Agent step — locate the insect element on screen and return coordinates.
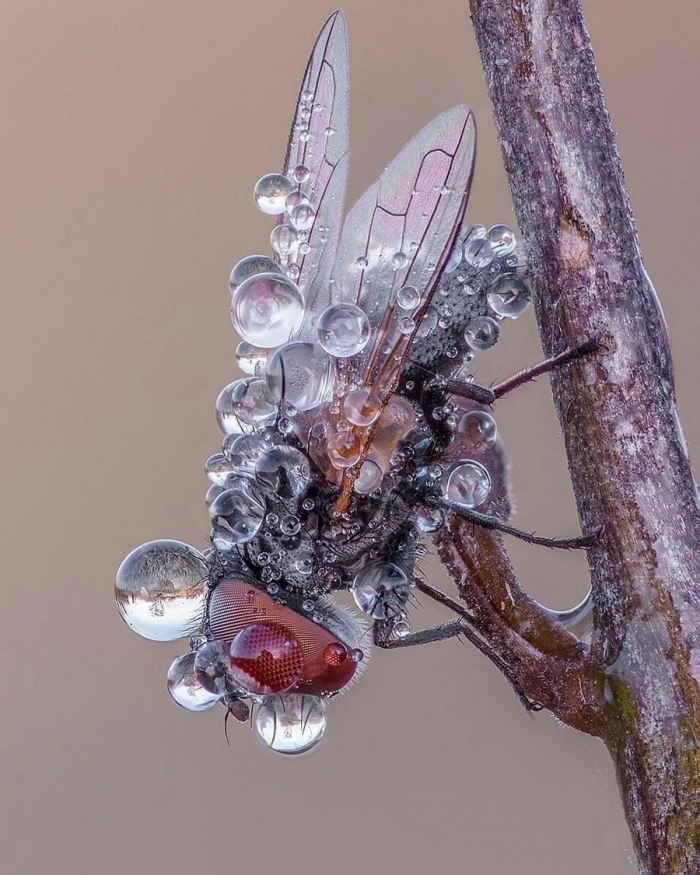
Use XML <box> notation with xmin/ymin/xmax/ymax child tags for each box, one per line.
<box><xmin>115</xmin><ymin>11</ymin><xmax>595</xmax><ymax>754</ymax></box>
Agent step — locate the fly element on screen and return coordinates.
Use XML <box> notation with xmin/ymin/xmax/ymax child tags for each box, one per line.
<box><xmin>115</xmin><ymin>10</ymin><xmax>596</xmax><ymax>755</ymax></box>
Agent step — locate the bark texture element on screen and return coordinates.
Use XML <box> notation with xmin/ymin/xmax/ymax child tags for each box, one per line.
<box><xmin>465</xmin><ymin>1</ymin><xmax>700</xmax><ymax>872</ymax></box>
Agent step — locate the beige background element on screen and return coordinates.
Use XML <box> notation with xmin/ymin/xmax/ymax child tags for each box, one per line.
<box><xmin>1</xmin><ymin>1</ymin><xmax>697</xmax><ymax>873</ymax></box>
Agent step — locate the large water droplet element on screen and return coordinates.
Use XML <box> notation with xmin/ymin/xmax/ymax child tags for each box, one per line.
<box><xmin>397</xmin><ymin>285</ymin><xmax>420</xmax><ymax>310</ymax></box>
<box><xmin>222</xmin><ymin>433</ymin><xmax>270</xmax><ymax>475</ymax></box>
<box><xmin>464</xmin><ymin>236</ymin><xmax>495</xmax><ymax>269</ymax></box>
<box><xmin>193</xmin><ymin>640</ymin><xmax>231</xmax><ymax>696</ymax></box>
<box><xmin>231</xmin><ymin>273</ymin><xmax>305</xmax><ymax>348</ymax></box>
<box><xmin>343</xmin><ymin>388</ymin><xmax>381</xmax><ymax>426</ymax></box>
<box><xmin>216</xmin><ymin>378</ymin><xmax>277</xmax><ymax>434</ymax></box>
<box><xmin>487</xmin><ymin>275</ymin><xmax>531</xmax><ymax>318</ymax></box>
<box><xmin>255</xmin><ymin>445</ymin><xmax>311</xmax><ymax>498</ymax></box>
<box><xmin>289</xmin><ymin>203</ymin><xmax>315</xmax><ymax>232</ymax></box>
<box><xmin>352</xmin><ymin>561</ymin><xmax>410</xmax><ymax>619</ymax></box>
<box><xmin>255</xmin><ymin>693</ymin><xmax>327</xmax><ymax>755</ymax></box>
<box><xmin>487</xmin><ymin>224</ymin><xmax>516</xmax><ymax>256</ymax></box>
<box><xmin>254</xmin><ymin>174</ymin><xmax>293</xmax><ymax>215</ymax></box>
<box><xmin>442</xmin><ymin>460</ymin><xmax>491</xmax><ymax>509</ymax></box>
<box><xmin>415</xmin><ymin>505</ymin><xmax>445</xmax><ymax>533</ymax></box>
<box><xmin>229</xmin><ymin>621</ymin><xmax>303</xmax><ymax>695</ymax></box>
<box><xmin>229</xmin><ymin>255</ymin><xmax>281</xmax><ymax>292</ymax></box>
<box><xmin>464</xmin><ymin>316</ymin><xmax>500</xmax><ymax>351</ymax></box>
<box><xmin>416</xmin><ymin>306</ymin><xmax>438</xmax><ymax>338</ymax></box>
<box><xmin>316</xmin><ymin>304</ymin><xmax>370</xmax><ymax>358</ymax></box>
<box><xmin>167</xmin><ymin>652</ymin><xmax>221</xmax><ymax>711</ymax></box>
<box><xmin>327</xmin><ymin>431</ymin><xmax>362</xmax><ymax>468</ymax></box>
<box><xmin>209</xmin><ymin>482</ymin><xmax>266</xmax><ymax>546</ymax></box>
<box><xmin>270</xmin><ymin>224</ymin><xmax>299</xmax><ymax>257</ymax></box>
<box><xmin>115</xmin><ymin>540</ymin><xmax>207</xmax><ymax>641</ymax></box>
<box><xmin>353</xmin><ymin>458</ymin><xmax>383</xmax><ymax>494</ymax></box>
<box><xmin>235</xmin><ymin>341</ymin><xmax>270</xmax><ymax>376</ymax></box>
<box><xmin>266</xmin><ymin>342</ymin><xmax>333</xmax><ymax>412</ymax></box>
<box><xmin>458</xmin><ymin>410</ymin><xmax>498</xmax><ymax>447</ymax></box>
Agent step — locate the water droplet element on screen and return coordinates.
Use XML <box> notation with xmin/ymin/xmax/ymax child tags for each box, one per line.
<box><xmin>280</xmin><ymin>514</ymin><xmax>301</xmax><ymax>536</ymax></box>
<box><xmin>397</xmin><ymin>285</ymin><xmax>420</xmax><ymax>310</ymax></box>
<box><xmin>487</xmin><ymin>275</ymin><xmax>531</xmax><ymax>318</ymax></box>
<box><xmin>343</xmin><ymin>388</ymin><xmax>381</xmax><ymax>426</ymax></box>
<box><xmin>316</xmin><ymin>304</ymin><xmax>371</xmax><ymax>357</ymax></box>
<box><xmin>255</xmin><ymin>445</ymin><xmax>311</xmax><ymax>498</ymax></box>
<box><xmin>391</xmin><ymin>251</ymin><xmax>408</xmax><ymax>269</ymax></box>
<box><xmin>255</xmin><ymin>693</ymin><xmax>327</xmax><ymax>754</ymax></box>
<box><xmin>229</xmin><ymin>622</ymin><xmax>303</xmax><ymax>695</ymax></box>
<box><xmin>302</xmin><ymin>599</ymin><xmax>315</xmax><ymax>612</ymax></box>
<box><xmin>266</xmin><ymin>341</ymin><xmax>333</xmax><ymax>411</ymax></box>
<box><xmin>254</xmin><ymin>174</ymin><xmax>293</xmax><ymax>215</ymax></box>
<box><xmin>229</xmin><ymin>255</ymin><xmax>281</xmax><ymax>294</ymax></box>
<box><xmin>464</xmin><ymin>316</ymin><xmax>500</xmax><ymax>351</ymax></box>
<box><xmin>292</xmin><ymin>164</ymin><xmax>310</xmax><ymax>184</ymax></box>
<box><xmin>209</xmin><ymin>482</ymin><xmax>266</xmax><ymax>546</ymax></box>
<box><xmin>415</xmin><ymin>505</ymin><xmax>446</xmax><ymax>533</ymax></box>
<box><xmin>324</xmin><ymin>126</ymin><xmax>335</xmax><ymax>137</ymax></box>
<box><xmin>204</xmin><ymin>453</ymin><xmax>234</xmax><ymax>486</ymax></box>
<box><xmin>193</xmin><ymin>640</ymin><xmax>230</xmax><ymax>696</ymax></box>
<box><xmin>290</xmin><ymin>202</ymin><xmax>315</xmax><ymax>232</ymax></box>
<box><xmin>167</xmin><ymin>653</ymin><xmax>221</xmax><ymax>711</ymax></box>
<box><xmin>301</xmin><ymin>498</ymin><xmax>314</xmax><ymax>512</ymax></box>
<box><xmin>352</xmin><ymin>562</ymin><xmax>410</xmax><ymax>619</ymax></box>
<box><xmin>393</xmin><ymin>620</ymin><xmax>411</xmax><ymax>639</ymax></box>
<box><xmin>231</xmin><ymin>274</ymin><xmax>305</xmax><ymax>347</ymax></box>
<box><xmin>218</xmin><ymin>378</ymin><xmax>277</xmax><ymax>434</ymax></box>
<box><xmin>398</xmin><ymin>316</ymin><xmax>414</xmax><ymax>335</ymax></box>
<box><xmin>353</xmin><ymin>458</ymin><xmax>383</xmax><ymax>494</ymax></box>
<box><xmin>235</xmin><ymin>341</ymin><xmax>270</xmax><ymax>376</ymax></box>
<box><xmin>222</xmin><ymin>432</ymin><xmax>269</xmax><ymax>473</ymax></box>
<box><xmin>464</xmin><ymin>236</ymin><xmax>495</xmax><ymax>269</ymax></box>
<box><xmin>442</xmin><ymin>460</ymin><xmax>491</xmax><ymax>509</ymax></box>
<box><xmin>284</xmin><ymin>190</ymin><xmax>309</xmax><ymax>214</ymax></box>
<box><xmin>115</xmin><ymin>540</ymin><xmax>207</xmax><ymax>642</ymax></box>
<box><xmin>487</xmin><ymin>224</ymin><xmax>516</xmax><ymax>256</ymax></box>
<box><xmin>354</xmin><ymin>255</ymin><xmax>368</xmax><ymax>269</ymax></box>
<box><xmin>270</xmin><ymin>223</ymin><xmax>300</xmax><ymax>257</ymax></box>
<box><xmin>300</xmin><ymin>90</ymin><xmax>313</xmax><ymax>105</ymax></box>
<box><xmin>205</xmin><ymin>484</ymin><xmax>223</xmax><ymax>507</ymax></box>
<box><xmin>294</xmin><ymin>552</ymin><xmax>314</xmax><ymax>576</ymax></box>
<box><xmin>416</xmin><ymin>306</ymin><xmax>438</xmax><ymax>338</ymax></box>
<box><xmin>327</xmin><ymin>431</ymin><xmax>362</xmax><ymax>468</ymax></box>
<box><xmin>458</xmin><ymin>410</ymin><xmax>498</xmax><ymax>447</ymax></box>
<box><xmin>298</xmin><ymin>241</ymin><xmax>311</xmax><ymax>255</ymax></box>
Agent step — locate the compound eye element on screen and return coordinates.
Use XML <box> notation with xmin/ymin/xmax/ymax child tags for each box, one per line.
<box><xmin>229</xmin><ymin>621</ymin><xmax>303</xmax><ymax>695</ymax></box>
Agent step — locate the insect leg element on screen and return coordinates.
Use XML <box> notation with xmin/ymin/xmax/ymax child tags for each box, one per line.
<box><xmin>446</xmin><ymin>505</ymin><xmax>600</xmax><ymax>550</ymax></box>
<box><xmin>443</xmin><ymin>336</ymin><xmax>604</xmax><ymax>404</ymax></box>
<box><xmin>373</xmin><ymin>617</ymin><xmax>540</xmax><ymax>711</ymax></box>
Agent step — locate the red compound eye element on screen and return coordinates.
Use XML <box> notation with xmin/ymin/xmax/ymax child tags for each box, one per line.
<box><xmin>229</xmin><ymin>621</ymin><xmax>303</xmax><ymax>695</ymax></box>
<box><xmin>323</xmin><ymin>642</ymin><xmax>348</xmax><ymax>666</ymax></box>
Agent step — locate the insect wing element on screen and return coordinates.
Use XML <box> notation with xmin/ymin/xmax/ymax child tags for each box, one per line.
<box><xmin>331</xmin><ymin>106</ymin><xmax>476</xmax><ymax>396</ymax></box>
<box><xmin>278</xmin><ymin>10</ymin><xmax>349</xmax><ymax>333</ymax></box>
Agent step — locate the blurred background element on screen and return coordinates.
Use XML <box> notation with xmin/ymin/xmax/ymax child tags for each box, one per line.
<box><xmin>0</xmin><ymin>1</ymin><xmax>697</xmax><ymax>873</ymax></box>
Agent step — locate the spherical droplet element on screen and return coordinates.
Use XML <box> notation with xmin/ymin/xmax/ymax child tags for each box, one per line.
<box><xmin>415</xmin><ymin>505</ymin><xmax>445</xmax><ymax>533</ymax></box>
<box><xmin>254</xmin><ymin>173</ymin><xmax>293</xmax><ymax>215</ymax></box>
<box><xmin>205</xmin><ymin>453</ymin><xmax>234</xmax><ymax>486</ymax></box>
<box><xmin>354</xmin><ymin>255</ymin><xmax>368</xmax><ymax>269</ymax></box>
<box><xmin>209</xmin><ymin>482</ymin><xmax>266</xmax><ymax>545</ymax></box>
<box><xmin>343</xmin><ymin>388</ymin><xmax>381</xmax><ymax>426</ymax></box>
<box><xmin>266</xmin><ymin>342</ymin><xmax>333</xmax><ymax>411</ymax></box>
<box><xmin>229</xmin><ymin>254</ymin><xmax>281</xmax><ymax>292</ymax></box>
<box><xmin>352</xmin><ymin>561</ymin><xmax>410</xmax><ymax>620</ymax></box>
<box><xmin>222</xmin><ymin>433</ymin><xmax>269</xmax><ymax>475</ymax></box>
<box><xmin>353</xmin><ymin>458</ymin><xmax>383</xmax><ymax>494</ymax></box>
<box><xmin>442</xmin><ymin>460</ymin><xmax>491</xmax><ymax>509</ymax></box>
<box><xmin>464</xmin><ymin>236</ymin><xmax>495</xmax><ymax>269</ymax></box>
<box><xmin>391</xmin><ymin>251</ymin><xmax>408</xmax><ymax>269</ymax></box>
<box><xmin>231</xmin><ymin>274</ymin><xmax>305</xmax><ymax>348</ymax></box>
<box><xmin>284</xmin><ymin>190</ymin><xmax>309</xmax><ymax>214</ymax></box>
<box><xmin>464</xmin><ymin>316</ymin><xmax>500</xmax><ymax>351</ymax></box>
<box><xmin>115</xmin><ymin>540</ymin><xmax>207</xmax><ymax>641</ymax></box>
<box><xmin>289</xmin><ymin>203</ymin><xmax>315</xmax><ymax>232</ymax></box>
<box><xmin>397</xmin><ymin>285</ymin><xmax>420</xmax><ymax>310</ymax></box>
<box><xmin>487</xmin><ymin>224</ymin><xmax>516</xmax><ymax>256</ymax></box>
<box><xmin>167</xmin><ymin>652</ymin><xmax>221</xmax><ymax>711</ymax></box>
<box><xmin>458</xmin><ymin>410</ymin><xmax>498</xmax><ymax>447</ymax></box>
<box><xmin>487</xmin><ymin>275</ymin><xmax>531</xmax><ymax>318</ymax></box>
<box><xmin>316</xmin><ymin>304</ymin><xmax>370</xmax><ymax>357</ymax></box>
<box><xmin>416</xmin><ymin>306</ymin><xmax>438</xmax><ymax>338</ymax></box>
<box><xmin>229</xmin><ymin>622</ymin><xmax>303</xmax><ymax>695</ymax></box>
<box><xmin>255</xmin><ymin>445</ymin><xmax>311</xmax><ymax>498</ymax></box>
<box><xmin>398</xmin><ymin>316</ymin><xmax>414</xmax><ymax>335</ymax></box>
<box><xmin>327</xmin><ymin>431</ymin><xmax>362</xmax><ymax>469</ymax></box>
<box><xmin>193</xmin><ymin>640</ymin><xmax>230</xmax><ymax>696</ymax></box>
<box><xmin>270</xmin><ymin>223</ymin><xmax>300</xmax><ymax>257</ymax></box>
<box><xmin>235</xmin><ymin>341</ymin><xmax>270</xmax><ymax>376</ymax></box>
<box><xmin>292</xmin><ymin>164</ymin><xmax>310</xmax><ymax>184</ymax></box>
<box><xmin>216</xmin><ymin>378</ymin><xmax>277</xmax><ymax>434</ymax></box>
<box><xmin>255</xmin><ymin>693</ymin><xmax>327</xmax><ymax>755</ymax></box>
<box><xmin>280</xmin><ymin>514</ymin><xmax>301</xmax><ymax>536</ymax></box>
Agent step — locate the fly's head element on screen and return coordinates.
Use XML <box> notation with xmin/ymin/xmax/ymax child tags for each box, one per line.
<box><xmin>115</xmin><ymin>10</ymin><xmax>531</xmax><ymax>755</ymax></box>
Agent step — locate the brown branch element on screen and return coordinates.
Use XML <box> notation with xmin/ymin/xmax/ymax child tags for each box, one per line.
<box><xmin>467</xmin><ymin>1</ymin><xmax>700</xmax><ymax>872</ymax></box>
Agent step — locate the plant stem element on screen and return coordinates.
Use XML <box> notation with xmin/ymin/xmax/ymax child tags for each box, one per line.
<box><xmin>467</xmin><ymin>1</ymin><xmax>700</xmax><ymax>871</ymax></box>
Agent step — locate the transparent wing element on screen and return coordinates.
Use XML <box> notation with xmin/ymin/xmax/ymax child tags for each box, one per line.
<box><xmin>277</xmin><ymin>10</ymin><xmax>350</xmax><ymax>336</ymax></box>
<box><xmin>331</xmin><ymin>106</ymin><xmax>476</xmax><ymax>396</ymax></box>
